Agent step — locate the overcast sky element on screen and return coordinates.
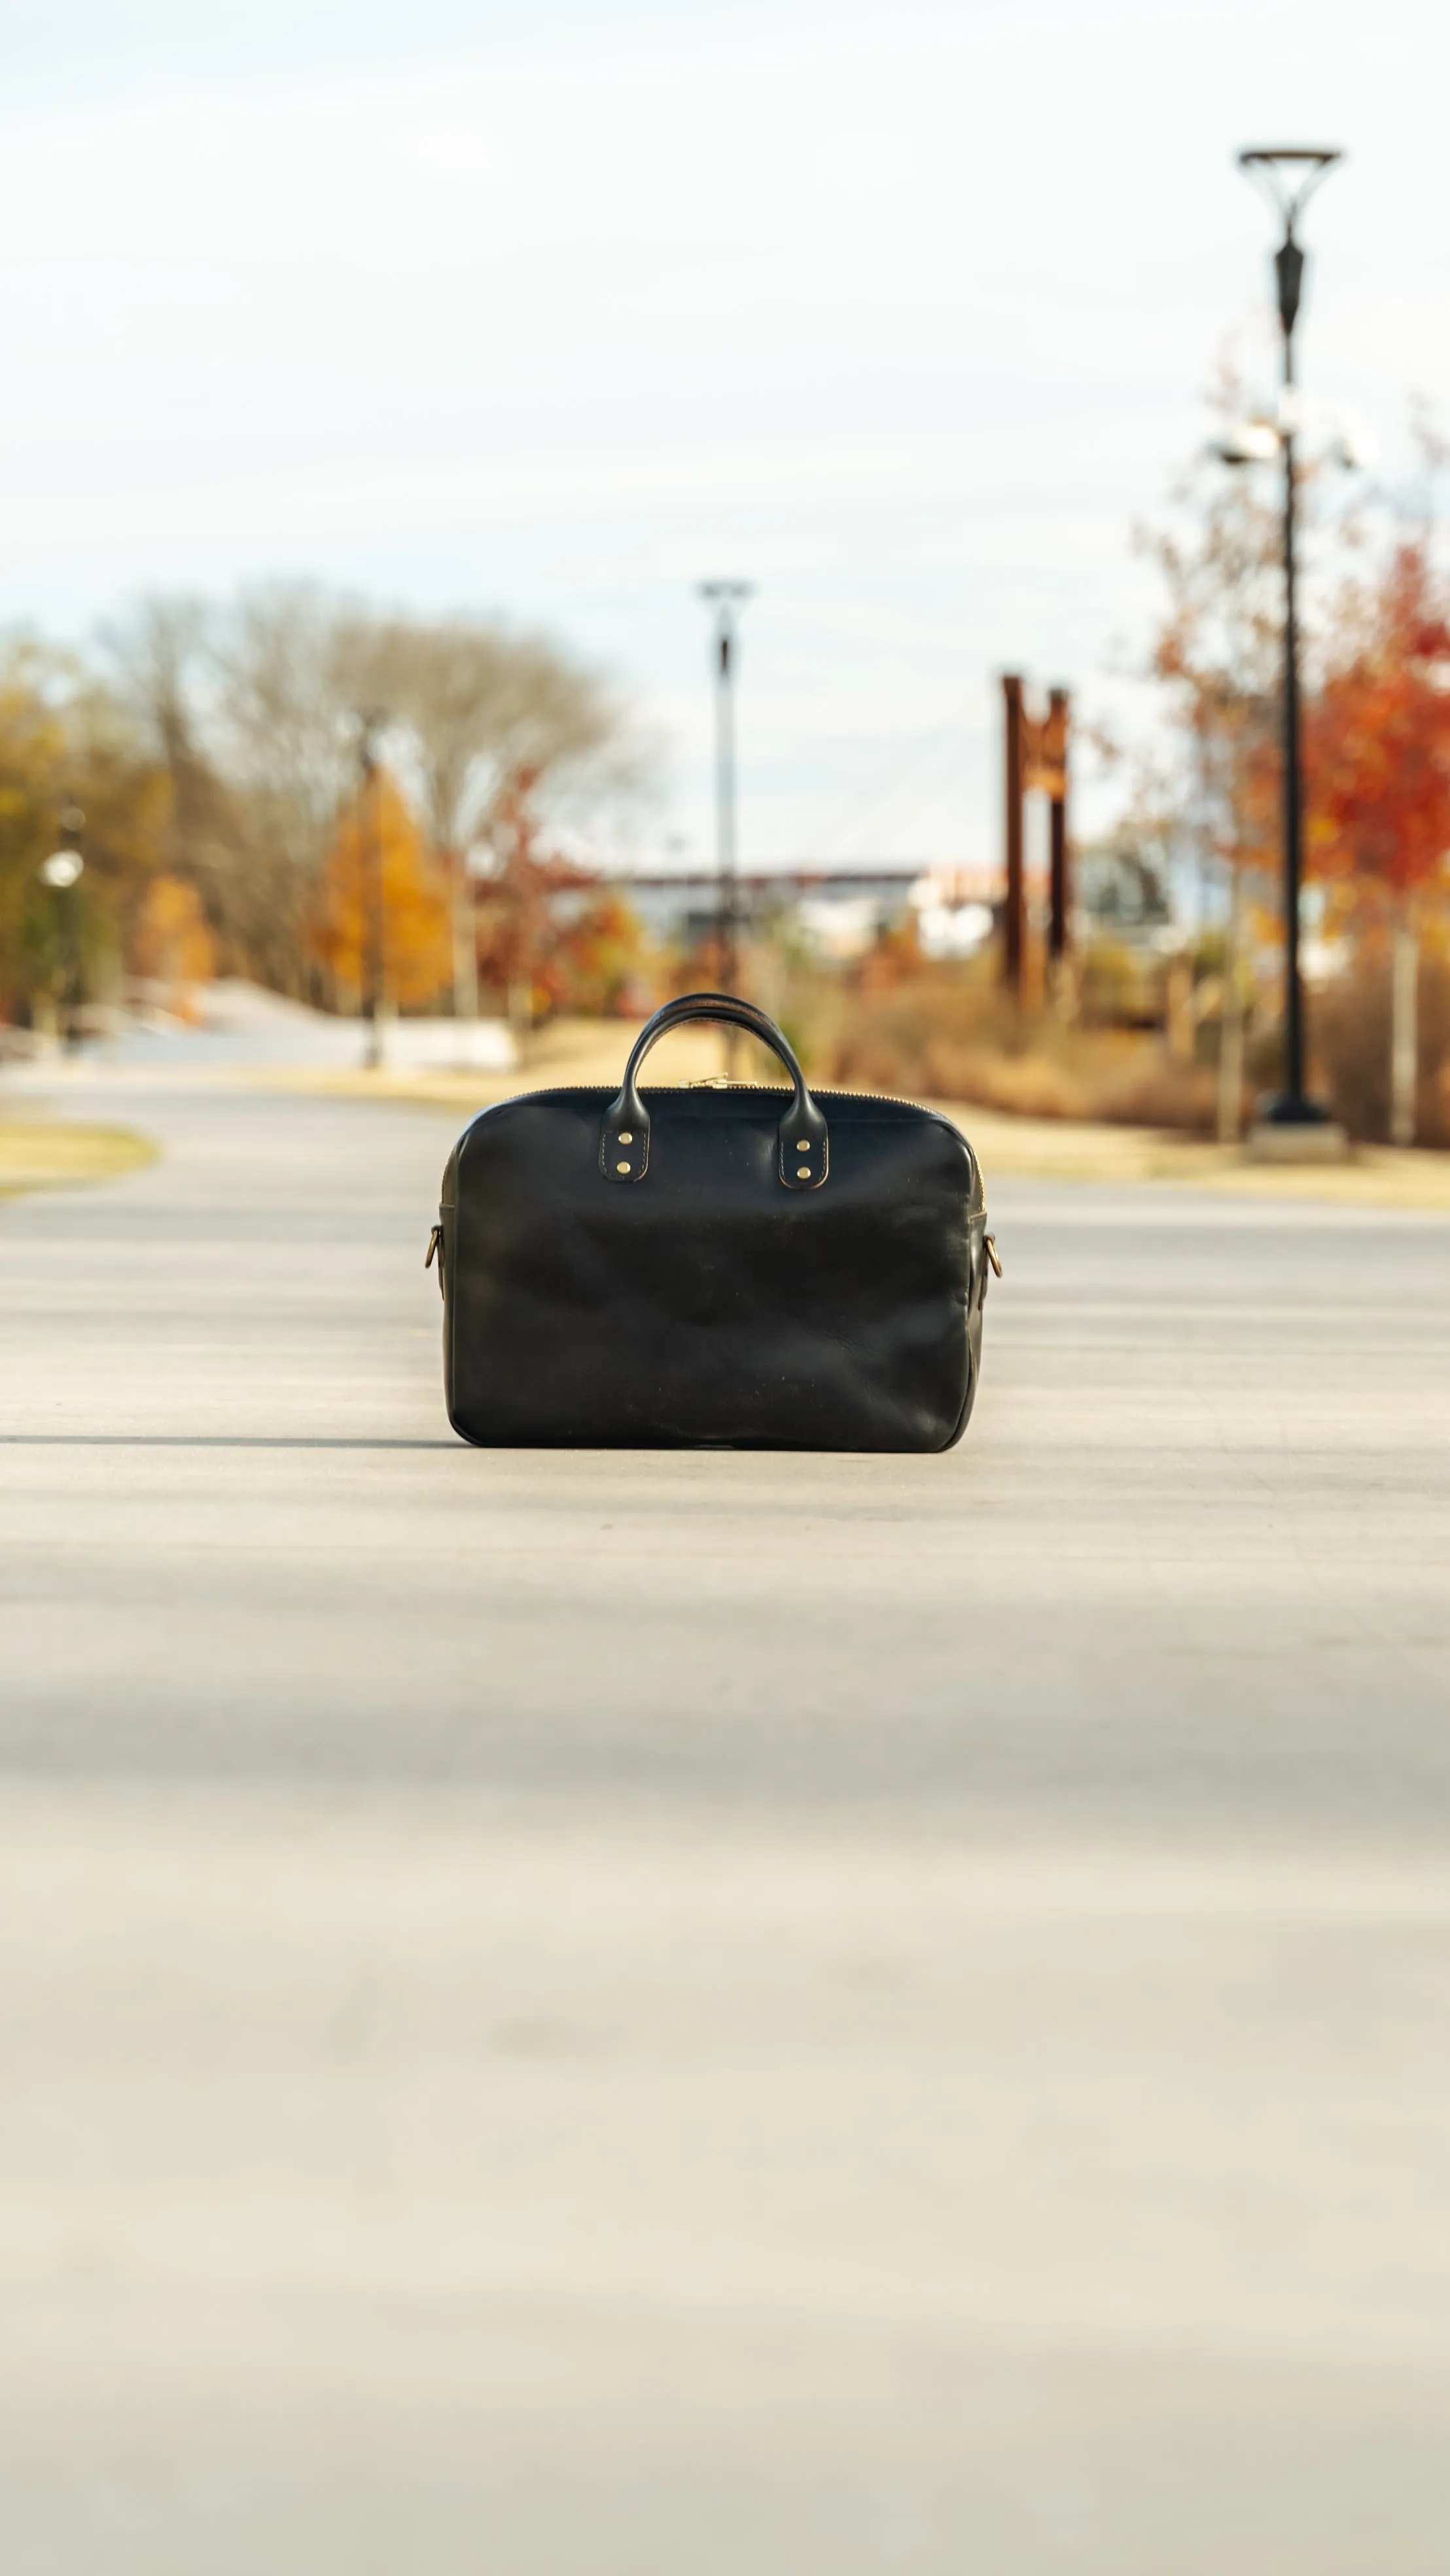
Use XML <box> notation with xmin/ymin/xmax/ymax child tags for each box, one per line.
<box><xmin>1</xmin><ymin>0</ymin><xmax>1446</xmax><ymax>867</ymax></box>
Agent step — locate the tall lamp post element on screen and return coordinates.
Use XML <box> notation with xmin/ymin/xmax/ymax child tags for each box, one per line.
<box><xmin>356</xmin><ymin>708</ymin><xmax>387</xmax><ymax>1071</ymax></box>
<box><xmin>40</xmin><ymin>803</ymin><xmax>86</xmax><ymax>1047</ymax></box>
<box><xmin>1236</xmin><ymin>144</ymin><xmax>1342</xmax><ymax>1131</ymax></box>
<box><xmin>698</xmin><ymin>582</ymin><xmax>753</xmax><ymax>1040</ymax></box>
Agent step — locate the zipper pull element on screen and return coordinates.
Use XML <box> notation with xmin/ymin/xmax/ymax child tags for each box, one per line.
<box><xmin>422</xmin><ymin>1215</ymin><xmax>445</xmax><ymax>1298</ymax></box>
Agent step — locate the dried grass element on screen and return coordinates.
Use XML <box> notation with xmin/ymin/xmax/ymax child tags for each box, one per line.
<box><xmin>788</xmin><ymin>959</ymin><xmax>1220</xmax><ymax>1134</ymax></box>
<box><xmin>1314</xmin><ymin>942</ymin><xmax>1450</xmax><ymax>1148</ymax></box>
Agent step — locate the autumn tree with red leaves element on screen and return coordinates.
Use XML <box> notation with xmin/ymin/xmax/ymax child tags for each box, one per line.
<box><xmin>1127</xmin><ymin>362</ymin><xmax>1320</xmax><ymax>1136</ymax></box>
<box><xmin>1131</xmin><ymin>374</ymin><xmax>1450</xmax><ymax>1143</ymax></box>
<box><xmin>1312</xmin><ymin>537</ymin><xmax>1450</xmax><ymax>904</ymax></box>
<box><xmin>471</xmin><ymin>765</ymin><xmax>647</xmax><ymax>1028</ymax></box>
<box><xmin>1309</xmin><ymin>533</ymin><xmax>1450</xmax><ymax>1141</ymax></box>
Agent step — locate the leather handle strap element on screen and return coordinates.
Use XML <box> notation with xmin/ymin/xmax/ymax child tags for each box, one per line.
<box><xmin>619</xmin><ymin>992</ymin><xmax>806</xmax><ymax>1093</ymax></box>
<box><xmin>601</xmin><ymin>991</ymin><xmax>828</xmax><ymax>1189</ymax></box>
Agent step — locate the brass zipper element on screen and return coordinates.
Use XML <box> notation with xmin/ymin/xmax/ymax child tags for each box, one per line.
<box><xmin>450</xmin><ymin>1090</ymin><xmax>999</xmax><ymax>1278</ymax></box>
<box><xmin>507</xmin><ymin>1079</ymin><xmax>945</xmax><ymax>1117</ymax></box>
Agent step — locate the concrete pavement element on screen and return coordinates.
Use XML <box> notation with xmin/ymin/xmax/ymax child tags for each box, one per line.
<box><xmin>2</xmin><ymin>1078</ymin><xmax>1449</xmax><ymax>2572</ymax></box>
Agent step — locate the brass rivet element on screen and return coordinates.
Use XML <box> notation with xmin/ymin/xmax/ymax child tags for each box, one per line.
<box><xmin>796</xmin><ymin>1166</ymin><xmax>811</xmax><ymax>1179</ymax></box>
<box><xmin>796</xmin><ymin>1138</ymin><xmax>810</xmax><ymax>1151</ymax></box>
<box><xmin>616</xmin><ymin>1160</ymin><xmax>631</xmax><ymax>1173</ymax></box>
<box><xmin>618</xmin><ymin>1130</ymin><xmax>633</xmax><ymax>1144</ymax></box>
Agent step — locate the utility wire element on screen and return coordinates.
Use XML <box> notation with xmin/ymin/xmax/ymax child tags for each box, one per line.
<box><xmin>788</xmin><ymin>712</ymin><xmax>974</xmax><ymax>870</ymax></box>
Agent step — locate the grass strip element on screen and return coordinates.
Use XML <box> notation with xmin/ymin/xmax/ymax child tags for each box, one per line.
<box><xmin>0</xmin><ymin>1120</ymin><xmax>157</xmax><ymax>1198</ymax></box>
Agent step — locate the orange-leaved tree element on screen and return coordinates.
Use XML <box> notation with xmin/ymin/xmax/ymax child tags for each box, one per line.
<box><xmin>0</xmin><ymin>643</ymin><xmax>170</xmax><ymax>1024</ymax></box>
<box><xmin>309</xmin><ymin>764</ymin><xmax>451</xmax><ymax>1010</ymax></box>
<box><xmin>1309</xmin><ymin>533</ymin><xmax>1450</xmax><ymax>1141</ymax></box>
<box><xmin>129</xmin><ymin>875</ymin><xmax>218</xmax><ymax>1011</ymax></box>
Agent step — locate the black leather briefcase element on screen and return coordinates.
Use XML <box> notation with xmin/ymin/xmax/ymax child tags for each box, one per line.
<box><xmin>428</xmin><ymin>992</ymin><xmax>998</xmax><ymax>1452</ymax></box>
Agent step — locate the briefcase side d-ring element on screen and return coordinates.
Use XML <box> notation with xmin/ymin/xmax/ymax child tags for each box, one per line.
<box><xmin>599</xmin><ymin>992</ymin><xmax>828</xmax><ymax>1190</ymax></box>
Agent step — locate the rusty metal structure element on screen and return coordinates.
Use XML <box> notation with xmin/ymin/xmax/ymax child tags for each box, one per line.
<box><xmin>1000</xmin><ymin>675</ymin><xmax>1070</xmax><ymax>1001</ymax></box>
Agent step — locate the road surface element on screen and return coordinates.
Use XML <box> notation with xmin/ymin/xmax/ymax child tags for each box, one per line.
<box><xmin>2</xmin><ymin>1078</ymin><xmax>1449</xmax><ymax>2573</ymax></box>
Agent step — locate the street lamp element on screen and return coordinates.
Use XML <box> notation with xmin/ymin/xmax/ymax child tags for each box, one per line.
<box><xmin>356</xmin><ymin>708</ymin><xmax>387</xmax><ymax>1071</ymax></box>
<box><xmin>1235</xmin><ymin>143</ymin><xmax>1343</xmax><ymax>1134</ymax></box>
<box><xmin>698</xmin><ymin>582</ymin><xmax>753</xmax><ymax>1052</ymax></box>
<box><xmin>40</xmin><ymin>803</ymin><xmax>86</xmax><ymax>1046</ymax></box>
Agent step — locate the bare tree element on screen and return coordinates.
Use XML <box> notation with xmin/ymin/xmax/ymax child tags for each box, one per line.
<box><xmin>104</xmin><ymin>587</ymin><xmax>345</xmax><ymax>995</ymax></box>
<box><xmin>102</xmin><ymin>597</ymin><xmax>239</xmax><ymax>939</ymax></box>
<box><xmin>342</xmin><ymin>613</ymin><xmax>638</xmax><ymax>1018</ymax></box>
<box><xmin>206</xmin><ymin>586</ymin><xmax>363</xmax><ymax>995</ymax></box>
<box><xmin>100</xmin><ymin>586</ymin><xmax>645</xmax><ymax>1011</ymax></box>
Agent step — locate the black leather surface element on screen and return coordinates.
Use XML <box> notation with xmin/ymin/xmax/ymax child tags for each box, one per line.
<box><xmin>436</xmin><ymin>1000</ymin><xmax>989</xmax><ymax>1452</ymax></box>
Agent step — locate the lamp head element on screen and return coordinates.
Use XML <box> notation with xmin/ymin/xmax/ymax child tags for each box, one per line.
<box><xmin>1237</xmin><ymin>146</ymin><xmax>1343</xmax><ymax>238</ymax></box>
<box><xmin>1237</xmin><ymin>148</ymin><xmax>1342</xmax><ymax>344</ymax></box>
<box><xmin>1214</xmin><ymin>422</ymin><xmax>1282</xmax><ymax>467</ymax></box>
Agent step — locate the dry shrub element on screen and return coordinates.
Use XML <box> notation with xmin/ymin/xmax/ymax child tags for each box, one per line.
<box><xmin>1314</xmin><ymin>940</ymin><xmax>1450</xmax><ymax>1147</ymax></box>
<box><xmin>797</xmin><ymin>956</ymin><xmax>1217</xmax><ymax>1132</ymax></box>
<box><xmin>1089</xmin><ymin>1055</ymin><xmax>1219</xmax><ymax>1130</ymax></box>
<box><xmin>921</xmin><ymin>1043</ymin><xmax>1087</xmax><ymax>1120</ymax></box>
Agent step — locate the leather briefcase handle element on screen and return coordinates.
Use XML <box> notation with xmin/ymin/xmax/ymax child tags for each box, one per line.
<box><xmin>601</xmin><ymin>991</ymin><xmax>828</xmax><ymax>1190</ymax></box>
